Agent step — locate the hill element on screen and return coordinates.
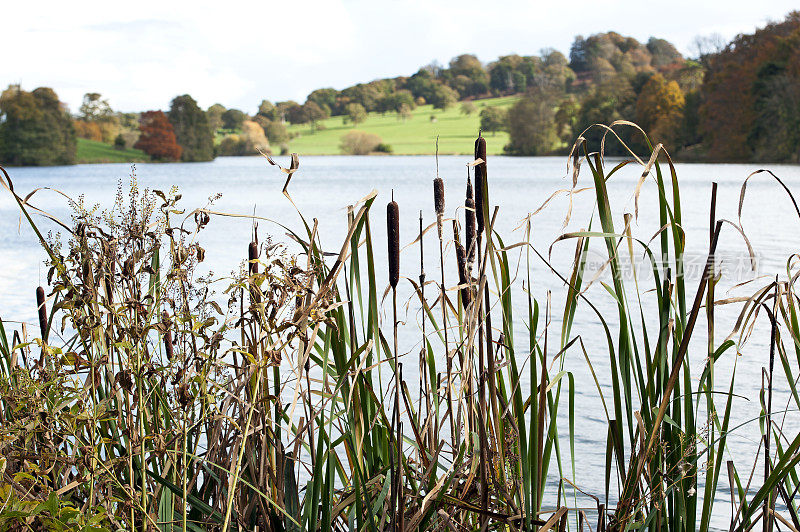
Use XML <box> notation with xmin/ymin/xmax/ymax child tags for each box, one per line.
<box><xmin>283</xmin><ymin>96</ymin><xmax>517</xmax><ymax>155</ymax></box>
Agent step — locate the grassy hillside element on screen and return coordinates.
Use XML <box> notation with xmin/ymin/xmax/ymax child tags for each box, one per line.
<box><xmin>76</xmin><ymin>138</ymin><xmax>149</xmax><ymax>164</ymax></box>
<box><xmin>284</xmin><ymin>96</ymin><xmax>518</xmax><ymax>155</ymax></box>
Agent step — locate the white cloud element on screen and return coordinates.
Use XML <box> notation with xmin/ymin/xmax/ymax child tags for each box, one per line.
<box><xmin>2</xmin><ymin>0</ymin><xmax>797</xmax><ymax>112</ymax></box>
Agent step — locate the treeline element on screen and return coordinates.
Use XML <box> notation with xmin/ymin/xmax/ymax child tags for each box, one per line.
<box><xmin>1</xmin><ymin>11</ymin><xmax>798</xmax><ymax>165</ymax></box>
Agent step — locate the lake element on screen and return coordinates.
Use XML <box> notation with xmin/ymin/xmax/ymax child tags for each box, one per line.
<box><xmin>2</xmin><ymin>154</ymin><xmax>799</xmax><ymax>529</ymax></box>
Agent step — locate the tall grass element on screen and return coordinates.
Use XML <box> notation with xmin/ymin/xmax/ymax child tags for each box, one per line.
<box><xmin>0</xmin><ymin>123</ymin><xmax>799</xmax><ymax>531</ymax></box>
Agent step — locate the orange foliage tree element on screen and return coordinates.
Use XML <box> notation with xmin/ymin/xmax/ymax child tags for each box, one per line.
<box><xmin>635</xmin><ymin>73</ymin><xmax>685</xmax><ymax>148</ymax></box>
<box><xmin>134</xmin><ymin>111</ymin><xmax>182</xmax><ymax>161</ymax></box>
<box><xmin>73</xmin><ymin>120</ymin><xmax>103</xmax><ymax>142</ymax></box>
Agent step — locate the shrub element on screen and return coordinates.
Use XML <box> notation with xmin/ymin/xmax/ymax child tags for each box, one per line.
<box><xmin>339</xmin><ymin>130</ymin><xmax>382</xmax><ymax>155</ymax></box>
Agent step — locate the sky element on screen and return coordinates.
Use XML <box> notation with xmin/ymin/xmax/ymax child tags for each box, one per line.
<box><xmin>3</xmin><ymin>0</ymin><xmax>798</xmax><ymax>114</ymax></box>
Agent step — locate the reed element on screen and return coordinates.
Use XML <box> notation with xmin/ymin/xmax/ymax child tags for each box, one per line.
<box><xmin>0</xmin><ymin>124</ymin><xmax>799</xmax><ymax>532</ymax></box>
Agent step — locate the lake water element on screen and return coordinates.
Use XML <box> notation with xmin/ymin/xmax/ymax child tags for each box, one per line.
<box><xmin>2</xmin><ymin>154</ymin><xmax>800</xmax><ymax>529</ymax></box>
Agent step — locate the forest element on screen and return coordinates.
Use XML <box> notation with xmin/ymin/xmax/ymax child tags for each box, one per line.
<box><xmin>1</xmin><ymin>11</ymin><xmax>798</xmax><ymax>165</ymax></box>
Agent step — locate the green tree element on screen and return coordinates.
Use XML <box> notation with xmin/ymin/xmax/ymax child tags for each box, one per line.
<box><xmin>79</xmin><ymin>92</ymin><xmax>113</xmax><ymax>122</ymax></box>
<box><xmin>428</xmin><ymin>84</ymin><xmax>459</xmax><ymax>110</ymax></box>
<box><xmin>303</xmin><ymin>101</ymin><xmax>329</xmax><ymax>130</ymax></box>
<box><xmin>479</xmin><ymin>106</ymin><xmax>506</xmax><ymax>135</ymax></box>
<box><xmin>0</xmin><ymin>85</ymin><xmax>76</xmax><ymax>166</ymax></box>
<box><xmin>221</xmin><ymin>108</ymin><xmax>246</xmax><ymax>130</ymax></box>
<box><xmin>460</xmin><ymin>101</ymin><xmax>477</xmax><ymax>115</ymax></box>
<box><xmin>505</xmin><ymin>86</ymin><xmax>559</xmax><ymax>155</ymax></box>
<box><xmin>206</xmin><ymin>103</ymin><xmax>226</xmax><ymax>132</ymax></box>
<box><xmin>345</xmin><ymin>103</ymin><xmax>367</xmax><ymax>125</ymax></box>
<box><xmin>168</xmin><ymin>94</ymin><xmax>214</xmax><ymax>162</ymax></box>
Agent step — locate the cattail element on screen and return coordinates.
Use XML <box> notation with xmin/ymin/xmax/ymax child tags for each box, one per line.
<box><xmin>434</xmin><ymin>178</ymin><xmax>445</xmax><ymax>215</ymax></box>
<box><xmin>434</xmin><ymin>177</ymin><xmax>444</xmax><ymax>239</ymax></box>
<box><xmin>474</xmin><ymin>135</ymin><xmax>487</xmax><ymax>235</ymax></box>
<box><xmin>162</xmin><ymin>310</ymin><xmax>174</xmax><ymax>361</ymax></box>
<box><xmin>248</xmin><ymin>241</ymin><xmax>260</xmax><ymax>305</ymax></box>
<box><xmin>387</xmin><ymin>198</ymin><xmax>400</xmax><ymax>289</ymax></box>
<box><xmin>36</xmin><ymin>286</ymin><xmax>48</xmax><ymax>341</ymax></box>
<box><xmin>454</xmin><ymin>222</ymin><xmax>470</xmax><ymax>307</ymax></box>
<box><xmin>465</xmin><ymin>195</ymin><xmax>476</xmax><ymax>267</ymax></box>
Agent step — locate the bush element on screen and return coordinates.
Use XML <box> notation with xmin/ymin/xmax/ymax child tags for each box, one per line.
<box><xmin>113</xmin><ymin>134</ymin><xmax>126</xmax><ymax>150</ymax></box>
<box><xmin>339</xmin><ymin>130</ymin><xmax>382</xmax><ymax>155</ymax></box>
<box><xmin>374</xmin><ymin>143</ymin><xmax>393</xmax><ymax>153</ymax></box>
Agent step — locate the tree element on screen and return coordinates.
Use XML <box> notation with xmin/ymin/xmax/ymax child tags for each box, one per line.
<box><xmin>398</xmin><ymin>103</ymin><xmax>413</xmax><ymax>122</ymax></box>
<box><xmin>345</xmin><ymin>103</ymin><xmax>367</xmax><ymax>125</ymax></box>
<box><xmin>257</xmin><ymin>100</ymin><xmax>276</xmax><ymax>120</ymax></box>
<box><xmin>428</xmin><ymin>84</ymin><xmax>458</xmax><ymax>110</ymax></box>
<box><xmin>460</xmin><ymin>101</ymin><xmax>477</xmax><ymax>115</ymax></box>
<box><xmin>284</xmin><ymin>102</ymin><xmax>308</xmax><ymax>125</ymax></box>
<box><xmin>79</xmin><ymin>93</ymin><xmax>113</xmax><ymax>122</ymax></box>
<box><xmin>505</xmin><ymin>86</ymin><xmax>559</xmax><ymax>155</ymax></box>
<box><xmin>221</xmin><ymin>108</ymin><xmax>246</xmax><ymax>130</ymax></box>
<box><xmin>0</xmin><ymin>85</ymin><xmax>76</xmax><ymax>166</ymax></box>
<box><xmin>339</xmin><ymin>130</ymin><xmax>382</xmax><ymax>155</ymax></box>
<box><xmin>134</xmin><ymin>110</ymin><xmax>182</xmax><ymax>161</ymax></box>
<box><xmin>303</xmin><ymin>101</ymin><xmax>329</xmax><ymax>130</ymax></box>
<box><xmin>306</xmin><ymin>88</ymin><xmax>339</xmax><ymax>114</ymax></box>
<box><xmin>74</xmin><ymin>120</ymin><xmax>103</xmax><ymax>141</ymax></box>
<box><xmin>206</xmin><ymin>103</ymin><xmax>226</xmax><ymax>132</ymax></box>
<box><xmin>635</xmin><ymin>73</ymin><xmax>685</xmax><ymax>147</ymax></box>
<box><xmin>479</xmin><ymin>107</ymin><xmax>507</xmax><ymax>135</ymax></box>
<box><xmin>168</xmin><ymin>94</ymin><xmax>214</xmax><ymax>162</ymax></box>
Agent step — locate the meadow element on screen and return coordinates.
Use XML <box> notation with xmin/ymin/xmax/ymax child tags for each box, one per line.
<box><xmin>284</xmin><ymin>95</ymin><xmax>517</xmax><ymax>155</ymax></box>
<box><xmin>1</xmin><ymin>123</ymin><xmax>799</xmax><ymax>531</ymax></box>
<box><xmin>76</xmin><ymin>138</ymin><xmax>149</xmax><ymax>164</ymax></box>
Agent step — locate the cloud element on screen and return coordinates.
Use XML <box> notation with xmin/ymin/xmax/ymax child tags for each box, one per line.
<box><xmin>2</xmin><ymin>0</ymin><xmax>797</xmax><ymax>112</ymax></box>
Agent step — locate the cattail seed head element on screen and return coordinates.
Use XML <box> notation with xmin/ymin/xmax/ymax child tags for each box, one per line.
<box><xmin>387</xmin><ymin>200</ymin><xmax>400</xmax><ymax>289</ymax></box>
<box><xmin>36</xmin><ymin>286</ymin><xmax>48</xmax><ymax>341</ymax></box>
<box><xmin>454</xmin><ymin>236</ymin><xmax>470</xmax><ymax>308</ymax></box>
<box><xmin>248</xmin><ymin>242</ymin><xmax>258</xmax><ymax>275</ymax></box>
<box><xmin>465</xmin><ymin>197</ymin><xmax>476</xmax><ymax>266</ymax></box>
<box><xmin>474</xmin><ymin>136</ymin><xmax>487</xmax><ymax>235</ymax></box>
<box><xmin>162</xmin><ymin>310</ymin><xmax>174</xmax><ymax>361</ymax></box>
<box><xmin>434</xmin><ymin>177</ymin><xmax>445</xmax><ymax>215</ymax></box>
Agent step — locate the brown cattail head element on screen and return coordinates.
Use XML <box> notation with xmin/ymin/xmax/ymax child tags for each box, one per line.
<box><xmin>36</xmin><ymin>286</ymin><xmax>48</xmax><ymax>341</ymax></box>
<box><xmin>454</xmin><ymin>225</ymin><xmax>470</xmax><ymax>308</ymax></box>
<box><xmin>434</xmin><ymin>177</ymin><xmax>445</xmax><ymax>239</ymax></box>
<box><xmin>387</xmin><ymin>199</ymin><xmax>400</xmax><ymax>289</ymax></box>
<box><xmin>434</xmin><ymin>177</ymin><xmax>444</xmax><ymax>215</ymax></box>
<box><xmin>465</xmin><ymin>197</ymin><xmax>476</xmax><ymax>266</ymax></box>
<box><xmin>474</xmin><ymin>135</ymin><xmax>487</xmax><ymax>235</ymax></box>
<box><xmin>248</xmin><ymin>242</ymin><xmax>258</xmax><ymax>276</ymax></box>
<box><xmin>162</xmin><ymin>310</ymin><xmax>174</xmax><ymax>361</ymax></box>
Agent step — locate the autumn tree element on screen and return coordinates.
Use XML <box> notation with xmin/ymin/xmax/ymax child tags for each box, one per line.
<box><xmin>303</xmin><ymin>101</ymin><xmax>329</xmax><ymax>130</ymax></box>
<box><xmin>79</xmin><ymin>92</ymin><xmax>120</xmax><ymax>143</ymax></box>
<box><xmin>134</xmin><ymin>110</ymin><xmax>182</xmax><ymax>161</ymax></box>
<box><xmin>168</xmin><ymin>94</ymin><xmax>214</xmax><ymax>162</ymax></box>
<box><xmin>0</xmin><ymin>85</ymin><xmax>76</xmax><ymax>166</ymax></box>
<box><xmin>74</xmin><ymin>120</ymin><xmax>103</xmax><ymax>141</ymax></box>
<box><xmin>635</xmin><ymin>73</ymin><xmax>685</xmax><ymax>147</ymax></box>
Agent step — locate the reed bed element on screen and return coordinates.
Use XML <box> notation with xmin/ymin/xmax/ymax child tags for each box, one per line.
<box><xmin>0</xmin><ymin>123</ymin><xmax>799</xmax><ymax>531</ymax></box>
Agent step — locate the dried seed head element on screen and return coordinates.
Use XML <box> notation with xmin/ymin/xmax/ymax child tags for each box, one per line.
<box><xmin>433</xmin><ymin>177</ymin><xmax>445</xmax><ymax>215</ymax></box>
<box><xmin>162</xmin><ymin>310</ymin><xmax>174</xmax><ymax>361</ymax></box>
<box><xmin>387</xmin><ymin>199</ymin><xmax>400</xmax><ymax>289</ymax></box>
<box><xmin>465</xmin><ymin>197</ymin><xmax>476</xmax><ymax>266</ymax></box>
<box><xmin>248</xmin><ymin>242</ymin><xmax>258</xmax><ymax>275</ymax></box>
<box><xmin>36</xmin><ymin>286</ymin><xmax>48</xmax><ymax>340</ymax></box>
<box><xmin>474</xmin><ymin>135</ymin><xmax>487</xmax><ymax>234</ymax></box>
<box><xmin>454</xmin><ymin>236</ymin><xmax>470</xmax><ymax>308</ymax></box>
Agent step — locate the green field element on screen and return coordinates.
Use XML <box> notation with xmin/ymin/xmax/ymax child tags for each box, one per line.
<box><xmin>284</xmin><ymin>95</ymin><xmax>517</xmax><ymax>155</ymax></box>
<box><xmin>76</xmin><ymin>138</ymin><xmax>149</xmax><ymax>164</ymax></box>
